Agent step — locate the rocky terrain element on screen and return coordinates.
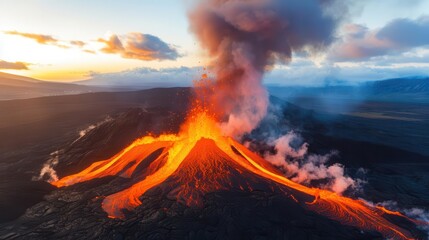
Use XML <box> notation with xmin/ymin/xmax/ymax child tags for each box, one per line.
<box><xmin>0</xmin><ymin>88</ymin><xmax>427</xmax><ymax>239</ymax></box>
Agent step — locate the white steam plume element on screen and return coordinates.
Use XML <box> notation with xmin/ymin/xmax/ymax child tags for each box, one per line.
<box><xmin>33</xmin><ymin>150</ymin><xmax>59</xmax><ymax>183</ymax></box>
<box><xmin>264</xmin><ymin>132</ymin><xmax>356</xmax><ymax>194</ymax></box>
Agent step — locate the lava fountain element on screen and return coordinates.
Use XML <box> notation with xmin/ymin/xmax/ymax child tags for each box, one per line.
<box><xmin>51</xmin><ymin>0</ymin><xmax>425</xmax><ymax>239</ymax></box>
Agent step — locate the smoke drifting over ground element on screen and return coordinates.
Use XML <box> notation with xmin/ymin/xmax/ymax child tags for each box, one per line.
<box><xmin>33</xmin><ymin>151</ymin><xmax>59</xmax><ymax>182</ymax></box>
<box><xmin>189</xmin><ymin>0</ymin><xmax>348</xmax><ymax>137</ymax></box>
<box><xmin>364</xmin><ymin>200</ymin><xmax>429</xmax><ymax>236</ymax></box>
<box><xmin>241</xmin><ymin>100</ymin><xmax>362</xmax><ymax>194</ymax></box>
<box><xmin>264</xmin><ymin>132</ymin><xmax>356</xmax><ymax>194</ymax></box>
<box><xmin>34</xmin><ymin>117</ymin><xmax>114</xmax><ymax>183</ymax></box>
<box><xmin>72</xmin><ymin>116</ymin><xmax>113</xmax><ymax>144</ymax></box>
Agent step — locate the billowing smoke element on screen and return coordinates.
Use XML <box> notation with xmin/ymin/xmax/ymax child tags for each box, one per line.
<box><xmin>264</xmin><ymin>132</ymin><xmax>357</xmax><ymax>194</ymax></box>
<box><xmin>189</xmin><ymin>0</ymin><xmax>347</xmax><ymax>137</ymax></box>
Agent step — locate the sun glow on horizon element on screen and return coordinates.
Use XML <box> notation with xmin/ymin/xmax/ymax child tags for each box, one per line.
<box><xmin>0</xmin><ymin>31</ymin><xmax>205</xmax><ymax>82</ymax></box>
<box><xmin>0</xmin><ymin>0</ymin><xmax>202</xmax><ymax>82</ymax></box>
<box><xmin>1</xmin><ymin>0</ymin><xmax>428</xmax><ymax>83</ymax></box>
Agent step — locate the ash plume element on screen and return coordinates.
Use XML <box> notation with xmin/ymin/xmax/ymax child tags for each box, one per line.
<box><xmin>189</xmin><ymin>0</ymin><xmax>348</xmax><ymax>137</ymax></box>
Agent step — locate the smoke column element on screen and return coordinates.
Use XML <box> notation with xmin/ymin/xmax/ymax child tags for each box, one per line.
<box><xmin>189</xmin><ymin>0</ymin><xmax>347</xmax><ymax>137</ymax></box>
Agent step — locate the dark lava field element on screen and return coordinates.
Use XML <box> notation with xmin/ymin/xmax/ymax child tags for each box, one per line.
<box><xmin>0</xmin><ymin>88</ymin><xmax>428</xmax><ymax>239</ymax></box>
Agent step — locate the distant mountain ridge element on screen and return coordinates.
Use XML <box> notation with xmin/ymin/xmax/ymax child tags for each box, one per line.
<box><xmin>0</xmin><ymin>72</ymin><xmax>40</xmax><ymax>83</ymax></box>
<box><xmin>365</xmin><ymin>77</ymin><xmax>429</xmax><ymax>93</ymax></box>
<box><xmin>74</xmin><ymin>66</ymin><xmax>195</xmax><ymax>88</ymax></box>
<box><xmin>269</xmin><ymin>76</ymin><xmax>429</xmax><ymax>103</ymax></box>
<box><xmin>2</xmin><ymin>71</ymin><xmax>428</xmax><ymax>102</ymax></box>
<box><xmin>0</xmin><ymin>72</ymin><xmax>104</xmax><ymax>100</ymax></box>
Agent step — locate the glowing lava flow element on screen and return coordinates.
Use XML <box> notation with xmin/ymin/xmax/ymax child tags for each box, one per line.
<box><xmin>52</xmin><ymin>107</ymin><xmax>419</xmax><ymax>240</ymax></box>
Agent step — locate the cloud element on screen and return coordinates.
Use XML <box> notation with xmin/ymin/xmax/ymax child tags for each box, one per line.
<box><xmin>0</xmin><ymin>60</ymin><xmax>29</xmax><ymax>70</ymax></box>
<box><xmin>377</xmin><ymin>16</ymin><xmax>429</xmax><ymax>47</ymax></box>
<box><xmin>4</xmin><ymin>30</ymin><xmax>89</xmax><ymax>50</ymax></box>
<box><xmin>83</xmin><ymin>49</ymin><xmax>96</xmax><ymax>54</ymax></box>
<box><xmin>82</xmin><ymin>66</ymin><xmax>199</xmax><ymax>87</ymax></box>
<box><xmin>264</xmin><ymin>60</ymin><xmax>429</xmax><ymax>86</ymax></box>
<box><xmin>98</xmin><ymin>33</ymin><xmax>180</xmax><ymax>61</ymax></box>
<box><xmin>4</xmin><ymin>30</ymin><xmax>58</xmax><ymax>44</ymax></box>
<box><xmin>98</xmin><ymin>35</ymin><xmax>123</xmax><ymax>53</ymax></box>
<box><xmin>3</xmin><ymin>30</ymin><xmax>181</xmax><ymax>59</ymax></box>
<box><xmin>331</xmin><ymin>16</ymin><xmax>429</xmax><ymax>61</ymax></box>
<box><xmin>80</xmin><ymin>61</ymin><xmax>428</xmax><ymax>88</ymax></box>
<box><xmin>70</xmin><ymin>40</ymin><xmax>86</xmax><ymax>47</ymax></box>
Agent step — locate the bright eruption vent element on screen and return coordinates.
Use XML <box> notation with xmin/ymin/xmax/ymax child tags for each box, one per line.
<box><xmin>52</xmin><ymin>104</ymin><xmax>418</xmax><ymax>239</ymax></box>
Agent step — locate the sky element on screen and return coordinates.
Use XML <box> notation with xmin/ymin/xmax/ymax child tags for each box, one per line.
<box><xmin>0</xmin><ymin>0</ymin><xmax>428</xmax><ymax>85</ymax></box>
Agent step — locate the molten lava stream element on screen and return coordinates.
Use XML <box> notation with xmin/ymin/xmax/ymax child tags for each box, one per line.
<box><xmin>52</xmin><ymin>110</ymin><xmax>420</xmax><ymax>240</ymax></box>
<box><xmin>228</xmin><ymin>139</ymin><xmax>415</xmax><ymax>240</ymax></box>
<box><xmin>52</xmin><ymin>135</ymin><xmax>178</xmax><ymax>188</ymax></box>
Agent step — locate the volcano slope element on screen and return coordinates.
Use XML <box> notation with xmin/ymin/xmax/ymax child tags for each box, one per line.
<box><xmin>0</xmin><ymin>88</ymin><xmax>189</xmax><ymax>223</ymax></box>
<box><xmin>0</xmin><ymin>88</ymin><xmax>427</xmax><ymax>239</ymax></box>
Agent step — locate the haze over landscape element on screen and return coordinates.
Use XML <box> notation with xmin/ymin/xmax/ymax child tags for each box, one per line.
<box><xmin>1</xmin><ymin>1</ymin><xmax>428</xmax><ymax>239</ymax></box>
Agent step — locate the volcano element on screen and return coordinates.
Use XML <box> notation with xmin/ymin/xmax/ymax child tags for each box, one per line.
<box><xmin>49</xmin><ymin>105</ymin><xmax>422</xmax><ymax>240</ymax></box>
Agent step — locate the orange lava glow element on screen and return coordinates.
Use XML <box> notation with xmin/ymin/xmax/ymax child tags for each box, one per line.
<box><xmin>377</xmin><ymin>206</ymin><xmax>411</xmax><ymax>218</ymax></box>
<box><xmin>52</xmin><ymin>105</ymin><xmax>422</xmax><ymax>239</ymax></box>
